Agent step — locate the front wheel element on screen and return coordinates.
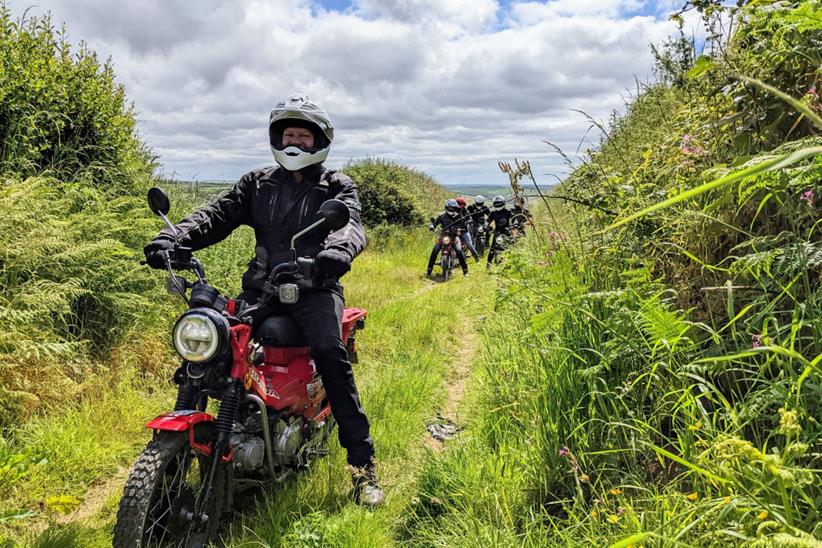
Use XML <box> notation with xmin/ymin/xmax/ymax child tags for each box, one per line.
<box><xmin>114</xmin><ymin>430</ymin><xmax>233</xmax><ymax>547</ymax></box>
<box><xmin>440</xmin><ymin>253</ymin><xmax>452</xmax><ymax>280</ymax></box>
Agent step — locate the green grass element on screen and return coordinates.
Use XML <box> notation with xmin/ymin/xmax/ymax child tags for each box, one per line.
<box><xmin>222</xmin><ymin>228</ymin><xmax>493</xmax><ymax>546</ymax></box>
<box><xmin>6</xmin><ymin>226</ymin><xmax>494</xmax><ymax>546</ymax></box>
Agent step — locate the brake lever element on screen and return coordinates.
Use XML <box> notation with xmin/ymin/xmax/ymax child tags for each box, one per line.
<box><xmin>161</xmin><ymin>250</ymin><xmax>190</xmax><ymax>305</ymax></box>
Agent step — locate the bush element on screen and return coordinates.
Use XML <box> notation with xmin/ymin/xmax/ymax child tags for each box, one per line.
<box><xmin>0</xmin><ymin>7</ymin><xmax>161</xmax><ymax>426</ymax></box>
<box><xmin>344</xmin><ymin>158</ymin><xmax>451</xmax><ymax>227</ymax></box>
<box><xmin>0</xmin><ymin>177</ymin><xmax>163</xmax><ymax>425</ymax></box>
<box><xmin>0</xmin><ymin>6</ymin><xmax>155</xmax><ymax>191</ymax></box>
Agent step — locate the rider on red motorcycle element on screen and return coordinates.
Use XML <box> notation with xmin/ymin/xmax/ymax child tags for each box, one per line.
<box><xmin>143</xmin><ymin>94</ymin><xmax>384</xmax><ymax>507</ymax></box>
<box><xmin>426</xmin><ymin>198</ymin><xmax>469</xmax><ymax>277</ymax></box>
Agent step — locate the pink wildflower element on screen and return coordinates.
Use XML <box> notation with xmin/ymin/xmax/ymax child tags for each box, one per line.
<box><xmin>559</xmin><ymin>447</ymin><xmax>571</xmax><ymax>458</ymax></box>
<box><xmin>752</xmin><ymin>334</ymin><xmax>762</xmax><ymax>349</ymax></box>
<box><xmin>800</xmin><ymin>189</ymin><xmax>814</xmax><ymax>206</ymax></box>
<box><xmin>808</xmin><ymin>86</ymin><xmax>818</xmax><ymax>98</ymax></box>
<box><xmin>681</xmin><ymin>134</ymin><xmax>704</xmax><ymax>156</ymax></box>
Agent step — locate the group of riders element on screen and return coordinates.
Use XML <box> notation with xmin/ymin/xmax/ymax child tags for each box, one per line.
<box><xmin>426</xmin><ymin>194</ymin><xmax>529</xmax><ymax>278</ymax></box>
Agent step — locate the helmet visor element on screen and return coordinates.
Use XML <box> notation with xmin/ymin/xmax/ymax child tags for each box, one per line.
<box><xmin>269</xmin><ymin>119</ymin><xmax>328</xmax><ymax>152</ymax></box>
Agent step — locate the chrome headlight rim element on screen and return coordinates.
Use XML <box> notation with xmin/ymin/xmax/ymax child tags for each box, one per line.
<box><xmin>172</xmin><ymin>307</ymin><xmax>229</xmax><ymax>363</ymax></box>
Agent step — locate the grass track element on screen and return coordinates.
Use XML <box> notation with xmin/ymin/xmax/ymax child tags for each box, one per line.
<box><xmin>12</xmin><ymin>227</ymin><xmax>494</xmax><ymax>546</ymax></box>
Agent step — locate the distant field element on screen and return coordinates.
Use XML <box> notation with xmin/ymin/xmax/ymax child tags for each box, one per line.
<box><xmin>164</xmin><ymin>181</ymin><xmax>556</xmax><ymax>204</ymax></box>
<box><xmin>446</xmin><ymin>183</ymin><xmax>555</xmax><ymax>198</ymax></box>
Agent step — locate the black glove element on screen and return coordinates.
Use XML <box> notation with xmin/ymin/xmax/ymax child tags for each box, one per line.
<box><xmin>315</xmin><ymin>249</ymin><xmax>351</xmax><ymax>279</ymax></box>
<box><xmin>143</xmin><ymin>239</ymin><xmax>175</xmax><ymax>269</ymax></box>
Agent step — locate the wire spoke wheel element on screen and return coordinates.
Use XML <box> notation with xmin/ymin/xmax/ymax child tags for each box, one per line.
<box><xmin>114</xmin><ymin>430</ymin><xmax>232</xmax><ymax>548</ymax></box>
<box><xmin>441</xmin><ymin>253</ymin><xmax>452</xmax><ymax>280</ymax></box>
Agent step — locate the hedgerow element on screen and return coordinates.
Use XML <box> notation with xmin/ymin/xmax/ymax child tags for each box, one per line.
<box><xmin>409</xmin><ymin>1</ymin><xmax>822</xmax><ymax>545</ymax></box>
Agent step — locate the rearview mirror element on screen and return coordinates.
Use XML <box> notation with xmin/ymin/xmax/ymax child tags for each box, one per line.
<box><xmin>317</xmin><ymin>199</ymin><xmax>350</xmax><ymax>230</ymax></box>
<box><xmin>147</xmin><ymin>187</ymin><xmax>170</xmax><ymax>216</ymax></box>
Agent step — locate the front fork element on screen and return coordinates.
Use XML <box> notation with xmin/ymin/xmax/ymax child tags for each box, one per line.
<box><xmin>182</xmin><ymin>323</ymin><xmax>253</xmax><ymax>522</ymax></box>
<box><xmin>195</xmin><ymin>379</ymin><xmax>242</xmax><ymax>520</ymax></box>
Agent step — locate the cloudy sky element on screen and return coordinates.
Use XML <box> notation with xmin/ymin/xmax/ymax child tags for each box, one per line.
<box><xmin>6</xmin><ymin>0</ymin><xmax>697</xmax><ymax>185</ymax></box>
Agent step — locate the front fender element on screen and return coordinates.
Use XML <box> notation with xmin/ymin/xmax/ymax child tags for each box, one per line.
<box><xmin>146</xmin><ymin>410</ymin><xmax>217</xmax><ymax>457</ymax></box>
<box><xmin>145</xmin><ymin>410</ymin><xmax>214</xmax><ymax>432</ymax></box>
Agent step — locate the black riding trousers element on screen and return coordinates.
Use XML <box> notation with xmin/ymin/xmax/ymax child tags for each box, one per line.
<box><xmin>239</xmin><ymin>289</ymin><xmax>374</xmax><ymax>467</ymax></box>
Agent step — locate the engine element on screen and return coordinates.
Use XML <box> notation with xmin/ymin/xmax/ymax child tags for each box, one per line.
<box><xmin>272</xmin><ymin>416</ymin><xmax>305</xmax><ymax>466</ymax></box>
<box><xmin>230</xmin><ymin>432</ymin><xmax>266</xmax><ymax>472</ymax></box>
<box><xmin>230</xmin><ymin>409</ymin><xmax>314</xmax><ymax>473</ymax></box>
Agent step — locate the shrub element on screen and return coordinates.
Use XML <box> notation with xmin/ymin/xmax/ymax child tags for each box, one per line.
<box><xmin>0</xmin><ymin>6</ymin><xmax>155</xmax><ymax>191</ymax></box>
<box><xmin>344</xmin><ymin>158</ymin><xmax>451</xmax><ymax>227</ymax></box>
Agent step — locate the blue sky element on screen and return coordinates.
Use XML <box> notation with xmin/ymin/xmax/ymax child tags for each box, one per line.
<box><xmin>5</xmin><ymin>0</ymin><xmax>695</xmax><ymax>185</ymax></box>
<box><xmin>314</xmin><ymin>0</ymin><xmax>674</xmax><ymax>20</ymax></box>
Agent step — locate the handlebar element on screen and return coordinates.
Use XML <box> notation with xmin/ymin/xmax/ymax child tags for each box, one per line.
<box><xmin>154</xmin><ymin>245</ymin><xmax>336</xmax><ymax>323</ymax></box>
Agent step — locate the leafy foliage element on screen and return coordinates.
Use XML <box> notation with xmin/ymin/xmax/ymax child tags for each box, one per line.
<box><xmin>344</xmin><ymin>158</ymin><xmax>451</xmax><ymax>227</ymax></box>
<box><xmin>0</xmin><ymin>177</ymin><xmax>163</xmax><ymax>425</ymax></box>
<box><xmin>0</xmin><ymin>6</ymin><xmax>160</xmax><ymax>425</ymax></box>
<box><xmin>0</xmin><ymin>5</ymin><xmax>155</xmax><ymax>190</ymax></box>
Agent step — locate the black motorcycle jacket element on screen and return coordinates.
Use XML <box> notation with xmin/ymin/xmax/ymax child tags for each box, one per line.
<box><xmin>149</xmin><ymin>164</ymin><xmax>367</xmax><ymax>293</ymax></box>
<box><xmin>430</xmin><ymin>211</ymin><xmax>465</xmax><ymax>235</ymax></box>
<box><xmin>467</xmin><ymin>203</ymin><xmax>490</xmax><ymax>224</ymax></box>
<box><xmin>488</xmin><ymin>207</ymin><xmax>514</xmax><ymax>233</ymax></box>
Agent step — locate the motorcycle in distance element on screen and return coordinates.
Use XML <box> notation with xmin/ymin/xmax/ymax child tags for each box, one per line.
<box><xmin>488</xmin><ymin>213</ymin><xmax>527</xmax><ymax>264</ymax></box>
<box><xmin>508</xmin><ymin>213</ymin><xmax>527</xmax><ymax>239</ymax></box>
<box><xmin>113</xmin><ymin>188</ymin><xmax>366</xmax><ymax>547</ymax></box>
<box><xmin>470</xmin><ymin>218</ymin><xmax>489</xmax><ymax>257</ymax></box>
<box><xmin>429</xmin><ymin>219</ymin><xmax>464</xmax><ymax>281</ymax></box>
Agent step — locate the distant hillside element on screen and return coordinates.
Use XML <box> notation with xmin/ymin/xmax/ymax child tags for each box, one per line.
<box><xmin>162</xmin><ymin>160</ymin><xmax>452</xmax><ymax>227</ymax></box>
<box><xmin>446</xmin><ymin>183</ymin><xmax>555</xmax><ymax>199</ymax></box>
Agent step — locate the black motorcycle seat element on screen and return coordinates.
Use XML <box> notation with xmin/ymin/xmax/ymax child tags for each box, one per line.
<box><xmin>254</xmin><ymin>315</ymin><xmax>308</xmax><ymax>347</ymax></box>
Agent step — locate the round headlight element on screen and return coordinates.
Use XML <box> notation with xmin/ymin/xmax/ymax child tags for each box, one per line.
<box><xmin>172</xmin><ymin>309</ymin><xmax>227</xmax><ymax>363</ymax></box>
<box><xmin>442</xmin><ymin>236</ymin><xmax>452</xmax><ymax>245</ymax></box>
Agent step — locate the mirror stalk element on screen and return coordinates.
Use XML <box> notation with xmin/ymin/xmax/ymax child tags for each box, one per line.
<box><xmin>157</xmin><ymin>211</ymin><xmax>180</xmax><ymax>244</ymax></box>
<box><xmin>289</xmin><ymin>218</ymin><xmax>326</xmax><ymax>261</ymax></box>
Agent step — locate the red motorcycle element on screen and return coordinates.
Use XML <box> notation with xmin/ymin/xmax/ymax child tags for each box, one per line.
<box><xmin>113</xmin><ymin>188</ymin><xmax>365</xmax><ymax>547</ymax></box>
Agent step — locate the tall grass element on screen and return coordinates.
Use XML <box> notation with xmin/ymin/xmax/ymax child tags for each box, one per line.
<box><xmin>403</xmin><ymin>2</ymin><xmax>822</xmax><ymax>546</ymax></box>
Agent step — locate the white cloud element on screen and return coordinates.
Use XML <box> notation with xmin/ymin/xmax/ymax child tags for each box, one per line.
<box><xmin>4</xmin><ymin>0</ymin><xmax>688</xmax><ymax>185</ymax></box>
<box><xmin>353</xmin><ymin>0</ymin><xmax>499</xmax><ymax>34</ymax></box>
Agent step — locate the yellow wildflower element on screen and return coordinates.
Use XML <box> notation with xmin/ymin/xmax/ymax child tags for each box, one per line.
<box><xmin>757</xmin><ymin>511</ymin><xmax>768</xmax><ymax>520</ymax></box>
<box><xmin>688</xmin><ymin>421</ymin><xmax>702</xmax><ymax>432</ymax></box>
<box><xmin>778</xmin><ymin>408</ymin><xmax>801</xmax><ymax>437</ymax></box>
<box><xmin>609</xmin><ymin>488</ymin><xmax>622</xmax><ymax>496</ymax></box>
<box><xmin>686</xmin><ymin>492</ymin><xmax>699</xmax><ymax>501</ymax></box>
<box><xmin>608</xmin><ymin>514</ymin><xmax>620</xmax><ymax>524</ymax></box>
<box><xmin>590</xmin><ymin>510</ymin><xmax>598</xmax><ymax>518</ymax></box>
<box><xmin>722</xmin><ymin>496</ymin><xmax>731</xmax><ymax>505</ymax></box>
<box><xmin>580</xmin><ymin>474</ymin><xmax>590</xmax><ymax>483</ymax></box>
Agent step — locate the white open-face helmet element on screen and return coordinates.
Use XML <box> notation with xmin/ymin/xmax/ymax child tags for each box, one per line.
<box><xmin>269</xmin><ymin>94</ymin><xmax>334</xmax><ymax>171</ymax></box>
<box><xmin>475</xmin><ymin>195</ymin><xmax>485</xmax><ymax>205</ymax></box>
